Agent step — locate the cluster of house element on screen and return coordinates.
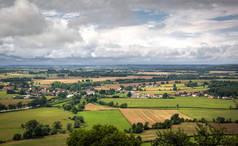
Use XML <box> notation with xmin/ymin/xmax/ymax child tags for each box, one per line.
<box><xmin>13</xmin><ymin>95</ymin><xmax>38</xmax><ymax>99</ymax></box>
<box><xmin>1</xmin><ymin>84</ymin><xmax>96</xmax><ymax>100</ymax></box>
<box><xmin>2</xmin><ymin>84</ymin><xmax>235</xmax><ymax>100</ymax></box>
<box><xmin>130</xmin><ymin>90</ymin><xmax>235</xmax><ymax>100</ymax></box>
<box><xmin>130</xmin><ymin>91</ymin><xmax>157</xmax><ymax>98</ymax></box>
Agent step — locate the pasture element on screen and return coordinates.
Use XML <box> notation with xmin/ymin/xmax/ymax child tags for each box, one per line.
<box><xmin>0</xmin><ymin>108</ymin><xmax>74</xmax><ymax>141</ymax></box>
<box><xmin>99</xmin><ymin>97</ymin><xmax>235</xmax><ymax>109</ymax></box>
<box><xmin>1</xmin><ymin>134</ymin><xmax>68</xmax><ymax>146</ymax></box>
<box><xmin>120</xmin><ymin>109</ymin><xmax>189</xmax><ymax>125</ymax></box>
<box><xmin>180</xmin><ymin>109</ymin><xmax>238</xmax><ymax>121</ymax></box>
<box><xmin>78</xmin><ymin>110</ymin><xmax>131</xmax><ymax>131</ymax></box>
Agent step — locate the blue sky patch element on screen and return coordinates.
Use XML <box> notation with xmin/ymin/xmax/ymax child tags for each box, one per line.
<box><xmin>211</xmin><ymin>14</ymin><xmax>238</xmax><ymax>21</ymax></box>
<box><xmin>133</xmin><ymin>9</ymin><xmax>168</xmax><ymax>24</ymax></box>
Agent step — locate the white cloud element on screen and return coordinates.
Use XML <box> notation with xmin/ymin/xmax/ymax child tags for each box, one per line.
<box><xmin>0</xmin><ymin>0</ymin><xmax>47</xmax><ymax>38</ymax></box>
<box><xmin>0</xmin><ymin>0</ymin><xmax>237</xmax><ymax>64</ymax></box>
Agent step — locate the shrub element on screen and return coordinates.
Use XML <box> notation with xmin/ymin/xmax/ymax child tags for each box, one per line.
<box><xmin>67</xmin><ymin>123</ymin><xmax>73</xmax><ymax>132</ymax></box>
<box><xmin>13</xmin><ymin>133</ymin><xmax>21</xmax><ymax>140</ymax></box>
<box><xmin>119</xmin><ymin>103</ymin><xmax>128</xmax><ymax>108</ymax></box>
<box><xmin>74</xmin><ymin>120</ymin><xmax>81</xmax><ymax>128</ymax></box>
<box><xmin>52</xmin><ymin>121</ymin><xmax>62</xmax><ymax>130</ymax></box>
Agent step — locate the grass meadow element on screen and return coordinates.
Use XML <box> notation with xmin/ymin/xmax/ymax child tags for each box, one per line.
<box><xmin>78</xmin><ymin>110</ymin><xmax>131</xmax><ymax>131</ymax></box>
<box><xmin>99</xmin><ymin>97</ymin><xmax>235</xmax><ymax>109</ymax></box>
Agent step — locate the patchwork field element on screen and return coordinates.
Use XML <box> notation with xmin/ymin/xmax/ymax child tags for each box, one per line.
<box><xmin>140</xmin><ymin>83</ymin><xmax>208</xmax><ymax>94</ymax></box>
<box><xmin>100</xmin><ymin>97</ymin><xmax>235</xmax><ymax>109</ymax></box>
<box><xmin>84</xmin><ymin>103</ymin><xmax>117</xmax><ymax>111</ymax></box>
<box><xmin>180</xmin><ymin>109</ymin><xmax>238</xmax><ymax>121</ymax></box>
<box><xmin>0</xmin><ymin>108</ymin><xmax>74</xmax><ymax>141</ymax></box>
<box><xmin>34</xmin><ymin>76</ymin><xmax>155</xmax><ymax>85</ymax></box>
<box><xmin>120</xmin><ymin>109</ymin><xmax>189</xmax><ymax>125</ymax></box>
<box><xmin>78</xmin><ymin>110</ymin><xmax>131</xmax><ymax>131</ymax></box>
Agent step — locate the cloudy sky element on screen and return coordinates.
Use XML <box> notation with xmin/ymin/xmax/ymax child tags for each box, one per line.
<box><xmin>0</xmin><ymin>0</ymin><xmax>238</xmax><ymax>65</ymax></box>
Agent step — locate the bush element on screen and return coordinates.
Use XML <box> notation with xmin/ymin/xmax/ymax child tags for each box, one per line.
<box><xmin>74</xmin><ymin>120</ymin><xmax>81</xmax><ymax>128</ymax></box>
<box><xmin>21</xmin><ymin>120</ymin><xmax>51</xmax><ymax>139</ymax></box>
<box><xmin>132</xmin><ymin>123</ymin><xmax>144</xmax><ymax>133</ymax></box>
<box><xmin>144</xmin><ymin>122</ymin><xmax>150</xmax><ymax>130</ymax></box>
<box><xmin>13</xmin><ymin>133</ymin><xmax>21</xmax><ymax>140</ymax></box>
<box><xmin>119</xmin><ymin>103</ymin><xmax>128</xmax><ymax>108</ymax></box>
<box><xmin>0</xmin><ymin>140</ymin><xmax>5</xmax><ymax>144</ymax></box>
<box><xmin>67</xmin><ymin>123</ymin><xmax>73</xmax><ymax>132</ymax></box>
<box><xmin>72</xmin><ymin>116</ymin><xmax>84</xmax><ymax>123</ymax></box>
<box><xmin>52</xmin><ymin>121</ymin><xmax>62</xmax><ymax>130</ymax></box>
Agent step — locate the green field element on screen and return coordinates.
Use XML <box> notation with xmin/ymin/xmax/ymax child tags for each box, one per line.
<box><xmin>78</xmin><ymin>110</ymin><xmax>131</xmax><ymax>131</ymax></box>
<box><xmin>0</xmin><ymin>108</ymin><xmax>74</xmax><ymax>141</ymax></box>
<box><xmin>180</xmin><ymin>109</ymin><xmax>238</xmax><ymax>121</ymax></box>
<box><xmin>1</xmin><ymin>134</ymin><xmax>67</xmax><ymax>146</ymax></box>
<box><xmin>100</xmin><ymin>97</ymin><xmax>235</xmax><ymax>109</ymax></box>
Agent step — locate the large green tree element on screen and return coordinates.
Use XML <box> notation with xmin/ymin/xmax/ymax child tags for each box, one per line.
<box><xmin>67</xmin><ymin>124</ymin><xmax>142</xmax><ymax>146</ymax></box>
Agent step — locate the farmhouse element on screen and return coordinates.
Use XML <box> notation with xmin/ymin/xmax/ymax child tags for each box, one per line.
<box><xmin>86</xmin><ymin>89</ymin><xmax>95</xmax><ymax>95</ymax></box>
<box><xmin>67</xmin><ymin>94</ymin><xmax>74</xmax><ymax>98</ymax></box>
<box><xmin>208</xmin><ymin>95</ymin><xmax>214</xmax><ymax>99</ymax></box>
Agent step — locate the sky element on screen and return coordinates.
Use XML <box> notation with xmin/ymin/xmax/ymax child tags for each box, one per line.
<box><xmin>0</xmin><ymin>0</ymin><xmax>238</xmax><ymax>65</ymax></box>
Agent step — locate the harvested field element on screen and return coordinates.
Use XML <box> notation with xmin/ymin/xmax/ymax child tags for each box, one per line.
<box><xmin>120</xmin><ymin>109</ymin><xmax>189</xmax><ymax>126</ymax></box>
<box><xmin>34</xmin><ymin>76</ymin><xmax>155</xmax><ymax>85</ymax></box>
<box><xmin>84</xmin><ymin>103</ymin><xmax>117</xmax><ymax>111</ymax></box>
<box><xmin>209</xmin><ymin>71</ymin><xmax>236</xmax><ymax>74</ymax></box>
